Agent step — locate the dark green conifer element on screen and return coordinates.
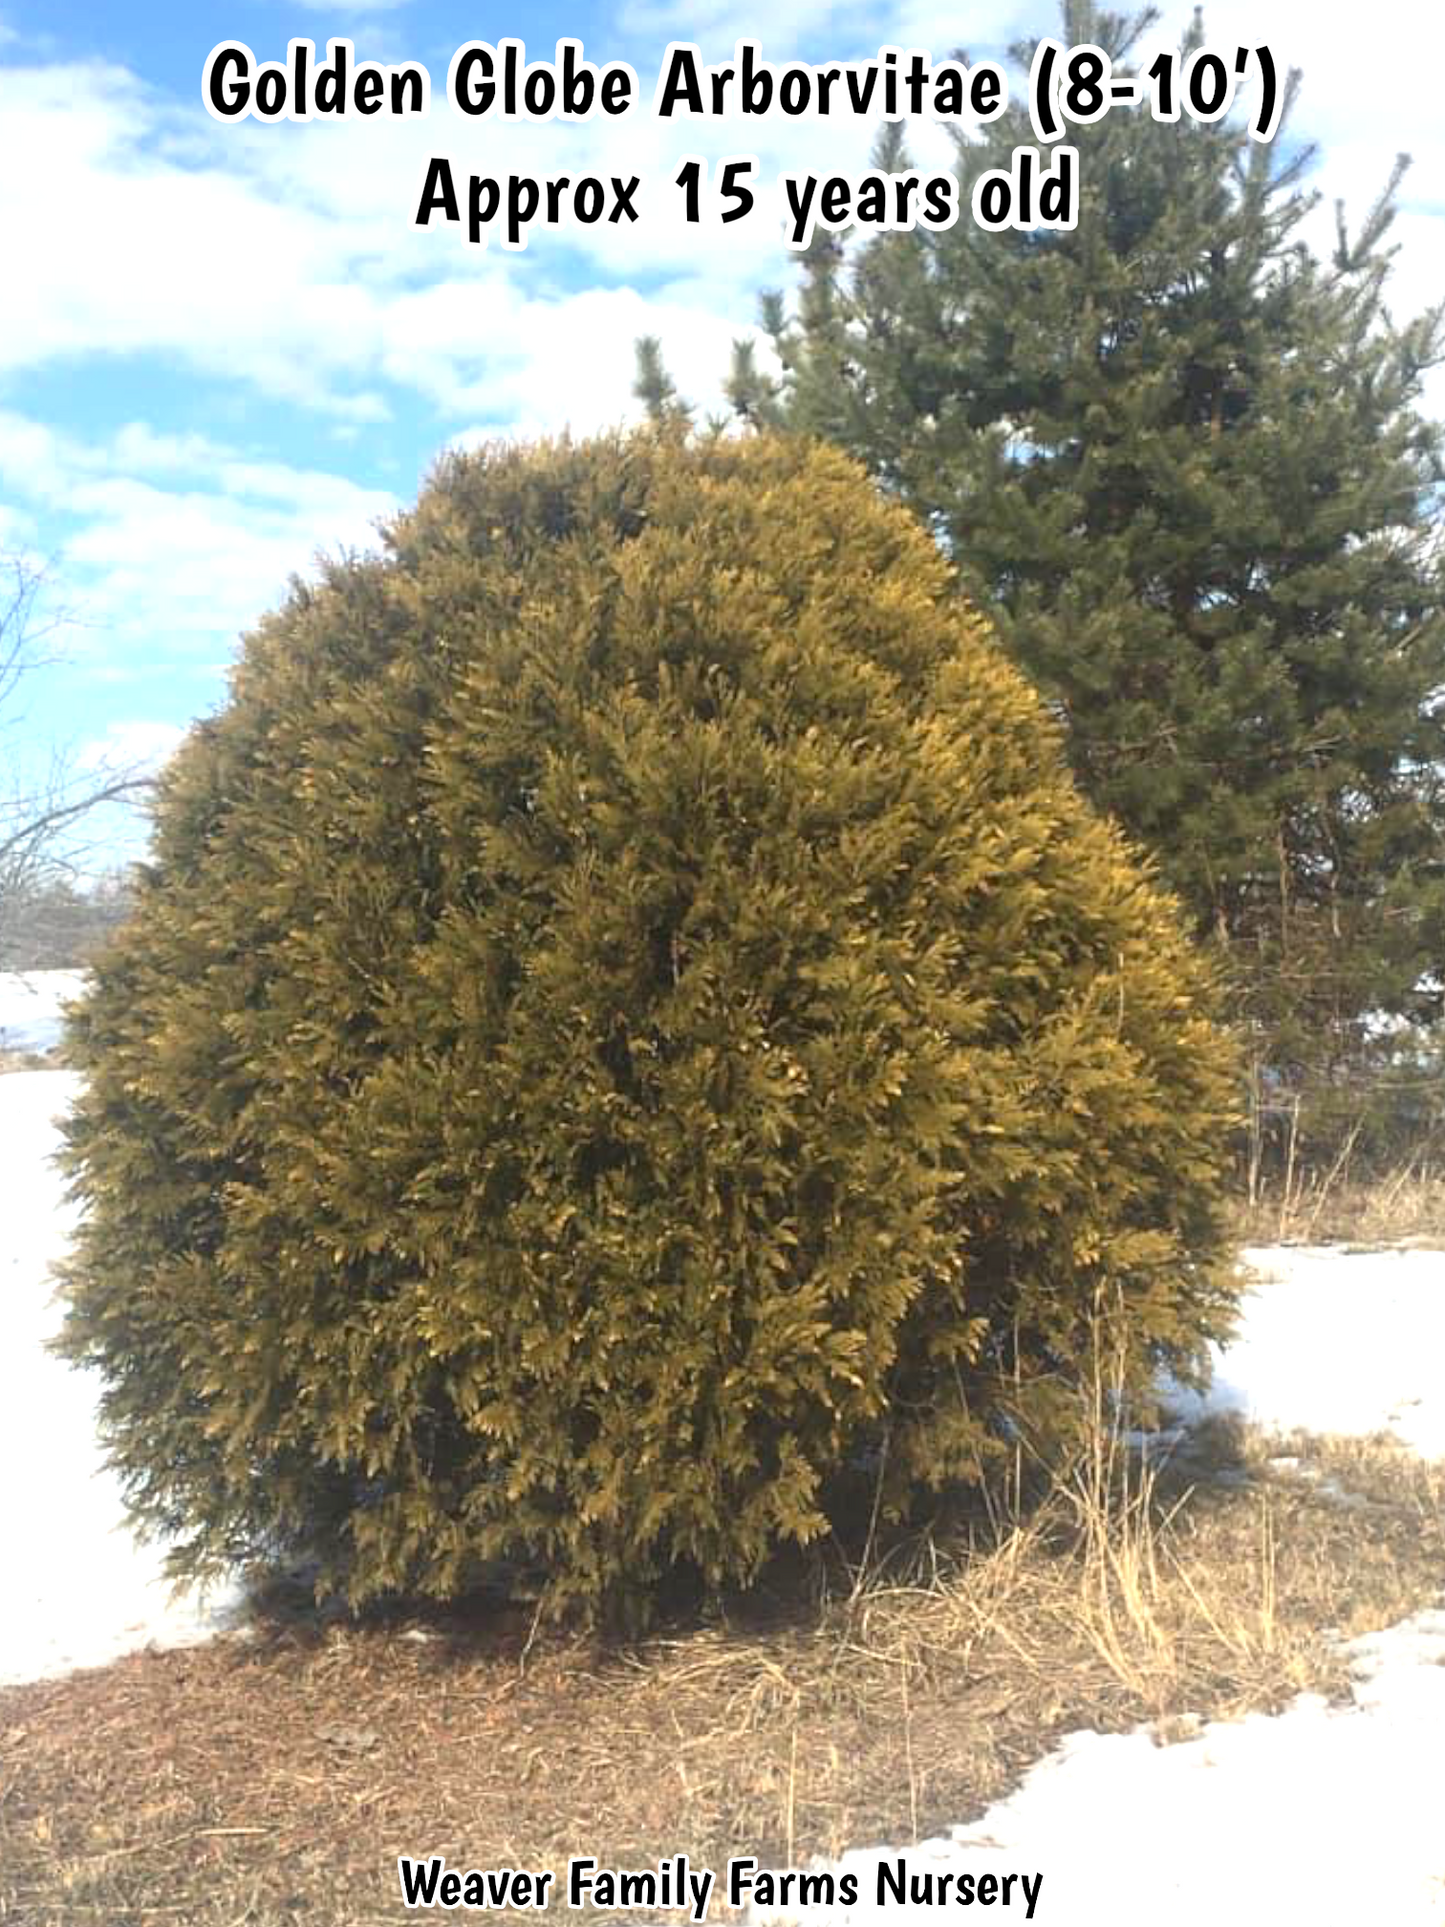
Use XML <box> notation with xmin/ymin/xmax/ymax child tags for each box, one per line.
<box><xmin>59</xmin><ymin>433</ymin><xmax>1237</xmax><ymax>1624</ymax></box>
<box><xmin>647</xmin><ymin>5</ymin><xmax>1445</xmax><ymax>1151</ymax></box>
<box><xmin>632</xmin><ymin>335</ymin><xmax>691</xmax><ymax>427</ymax></box>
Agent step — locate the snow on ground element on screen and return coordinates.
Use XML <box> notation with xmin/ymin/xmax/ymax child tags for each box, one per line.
<box><xmin>1167</xmin><ymin>1244</ymin><xmax>1445</xmax><ymax>1460</ymax></box>
<box><xmin>0</xmin><ymin>1068</ymin><xmax>242</xmax><ymax>1688</ymax></box>
<box><xmin>0</xmin><ymin>968</ymin><xmax>87</xmax><ymax>1056</ymax></box>
<box><xmin>3</xmin><ymin>1061</ymin><xmax>1443</xmax><ymax>1921</ymax></box>
<box><xmin>748</xmin><ymin>1609</ymin><xmax>1445</xmax><ymax>1925</ymax></box>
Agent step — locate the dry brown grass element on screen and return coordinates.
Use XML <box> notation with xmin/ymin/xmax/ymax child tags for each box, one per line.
<box><xmin>3</xmin><ymin>1419</ymin><xmax>1441</xmax><ymax>1927</ymax></box>
<box><xmin>1236</xmin><ymin>1152</ymin><xmax>1445</xmax><ymax>1247</ymax></box>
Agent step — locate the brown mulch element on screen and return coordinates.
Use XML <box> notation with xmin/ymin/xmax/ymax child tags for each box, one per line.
<box><xmin>0</xmin><ymin>1599</ymin><xmax>1047</xmax><ymax>1927</ymax></box>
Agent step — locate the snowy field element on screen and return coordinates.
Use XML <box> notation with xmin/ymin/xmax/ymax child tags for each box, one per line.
<box><xmin>1171</xmin><ymin>1243</ymin><xmax>1445</xmax><ymax>1460</ymax></box>
<box><xmin>0</xmin><ymin>967</ymin><xmax>87</xmax><ymax>1057</ymax></box>
<box><xmin>2</xmin><ymin>1061</ymin><xmax>1442</xmax><ymax>1922</ymax></box>
<box><xmin>1</xmin><ymin>1067</ymin><xmax>243</xmax><ymax>1688</ymax></box>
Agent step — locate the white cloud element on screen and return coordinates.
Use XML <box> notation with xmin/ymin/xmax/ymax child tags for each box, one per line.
<box><xmin>443</xmin><ymin>283</ymin><xmax>772</xmax><ymax>441</ymax></box>
<box><xmin>62</xmin><ymin>470</ymin><xmax>395</xmax><ymax>661</ymax></box>
<box><xmin>619</xmin><ymin>0</ymin><xmax>887</xmax><ymax>55</ymax></box>
<box><xmin>0</xmin><ymin>53</ymin><xmax>790</xmax><ymax>426</ymax></box>
<box><xmin>103</xmin><ymin>423</ymin><xmax>228</xmax><ymax>475</ymax></box>
<box><xmin>78</xmin><ymin>718</ymin><xmax>186</xmax><ymax>777</ymax></box>
<box><xmin>0</xmin><ymin>411</ymin><xmax>397</xmax><ymax>667</ymax></box>
<box><xmin>0</xmin><ymin>62</ymin><xmax>394</xmax><ymax>415</ymax></box>
<box><xmin>370</xmin><ymin>270</ymin><xmax>769</xmax><ymax>429</ymax></box>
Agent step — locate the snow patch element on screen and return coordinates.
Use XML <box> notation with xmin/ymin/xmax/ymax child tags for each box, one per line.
<box><xmin>746</xmin><ymin>1611</ymin><xmax>1445</xmax><ymax>1926</ymax></box>
<box><xmin>0</xmin><ymin>1069</ymin><xmax>243</xmax><ymax>1687</ymax></box>
<box><xmin>1165</xmin><ymin>1244</ymin><xmax>1445</xmax><ymax>1459</ymax></box>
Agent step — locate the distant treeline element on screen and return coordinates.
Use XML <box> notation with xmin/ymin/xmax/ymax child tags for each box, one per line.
<box><xmin>0</xmin><ymin>874</ymin><xmax>134</xmax><ymax>971</ymax></box>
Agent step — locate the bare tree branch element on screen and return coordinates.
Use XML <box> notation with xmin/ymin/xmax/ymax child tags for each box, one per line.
<box><xmin>1</xmin><ymin>553</ymin><xmax>150</xmax><ymax>969</ymax></box>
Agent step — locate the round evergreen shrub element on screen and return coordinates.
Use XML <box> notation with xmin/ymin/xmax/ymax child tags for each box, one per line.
<box><xmin>59</xmin><ymin>433</ymin><xmax>1239</xmax><ymax>1623</ymax></box>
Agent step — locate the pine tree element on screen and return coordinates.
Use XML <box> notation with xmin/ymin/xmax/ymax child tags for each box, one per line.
<box><xmin>651</xmin><ymin>4</ymin><xmax>1445</xmax><ymax>1154</ymax></box>
<box><xmin>57</xmin><ymin>433</ymin><xmax>1238</xmax><ymax>1627</ymax></box>
<box><xmin>632</xmin><ymin>335</ymin><xmax>691</xmax><ymax>427</ymax></box>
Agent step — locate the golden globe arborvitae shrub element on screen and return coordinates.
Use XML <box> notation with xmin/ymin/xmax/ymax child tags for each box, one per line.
<box><xmin>58</xmin><ymin>432</ymin><xmax>1239</xmax><ymax>1623</ymax></box>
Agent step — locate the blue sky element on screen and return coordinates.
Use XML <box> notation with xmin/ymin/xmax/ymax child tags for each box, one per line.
<box><xmin>1</xmin><ymin>0</ymin><xmax>1440</xmax><ymax>865</ymax></box>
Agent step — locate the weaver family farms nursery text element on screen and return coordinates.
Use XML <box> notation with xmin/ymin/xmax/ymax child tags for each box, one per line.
<box><xmin>396</xmin><ymin>1852</ymin><xmax>1046</xmax><ymax>1916</ymax></box>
